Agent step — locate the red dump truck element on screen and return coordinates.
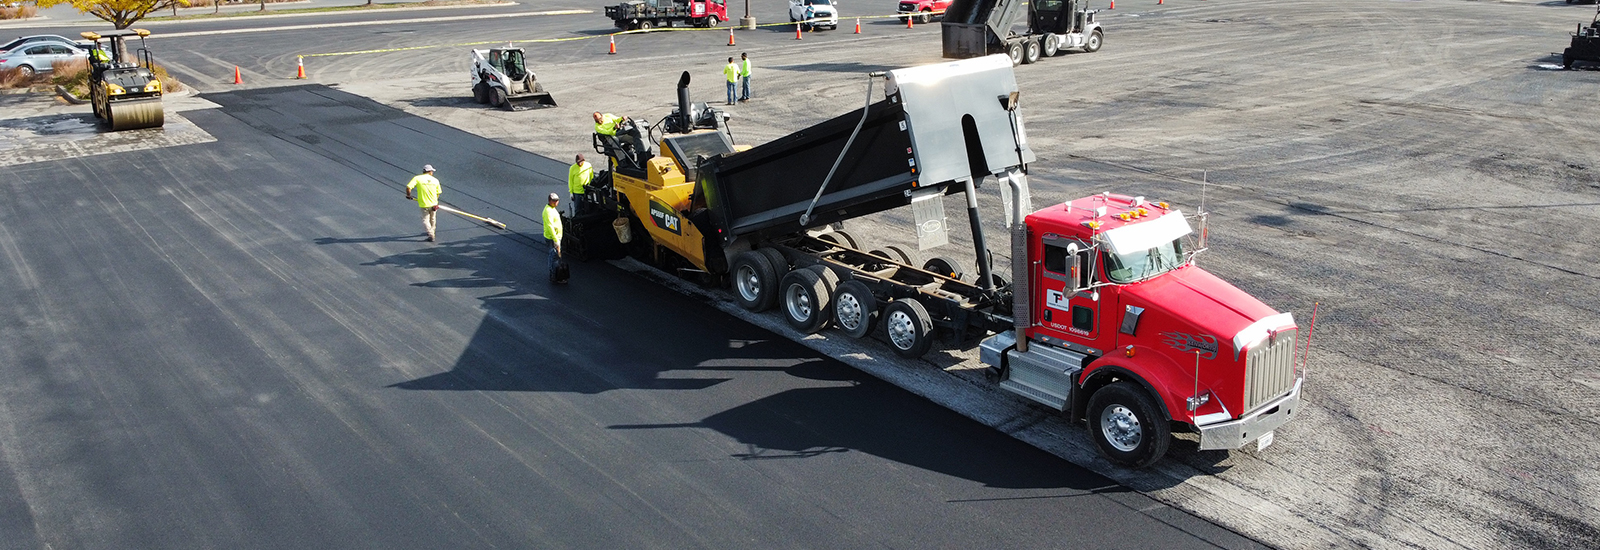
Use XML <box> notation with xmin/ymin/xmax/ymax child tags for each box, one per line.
<box><xmin>574</xmin><ymin>55</ymin><xmax>1302</xmax><ymax>466</ymax></box>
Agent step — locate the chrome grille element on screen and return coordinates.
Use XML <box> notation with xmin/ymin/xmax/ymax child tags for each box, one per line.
<box><xmin>1243</xmin><ymin>329</ymin><xmax>1297</xmax><ymax>413</ymax></box>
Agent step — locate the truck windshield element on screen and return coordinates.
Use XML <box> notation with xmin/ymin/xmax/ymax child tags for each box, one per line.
<box><xmin>1103</xmin><ymin>238</ymin><xmax>1185</xmax><ymax>283</ymax></box>
<box><xmin>805</xmin><ymin>0</ymin><xmax>833</xmax><ymax>5</ymax></box>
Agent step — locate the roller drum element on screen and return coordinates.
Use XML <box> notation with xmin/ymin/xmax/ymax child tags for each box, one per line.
<box><xmin>107</xmin><ymin>98</ymin><xmax>164</xmax><ymax>131</ymax></box>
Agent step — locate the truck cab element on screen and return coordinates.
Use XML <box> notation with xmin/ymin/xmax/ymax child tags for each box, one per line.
<box><xmin>899</xmin><ymin>0</ymin><xmax>954</xmax><ymax>24</ymax></box>
<box><xmin>983</xmin><ymin>193</ymin><xmax>1302</xmax><ymax>466</ymax></box>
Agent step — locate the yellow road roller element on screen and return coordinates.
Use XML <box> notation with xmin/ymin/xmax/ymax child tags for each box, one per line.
<box><xmin>80</xmin><ymin>29</ymin><xmax>164</xmax><ymax>131</ymax></box>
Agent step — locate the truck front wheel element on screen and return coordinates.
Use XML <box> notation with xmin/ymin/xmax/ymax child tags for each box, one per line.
<box><xmin>882</xmin><ymin>299</ymin><xmax>934</xmax><ymax>358</ymax></box>
<box><xmin>1085</xmin><ymin>30</ymin><xmax>1102</xmax><ymax>53</ymax></box>
<box><xmin>1087</xmin><ymin>382</ymin><xmax>1171</xmax><ymax>467</ymax></box>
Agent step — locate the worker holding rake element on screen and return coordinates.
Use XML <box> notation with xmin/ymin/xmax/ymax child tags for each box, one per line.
<box><xmin>405</xmin><ymin>164</ymin><xmax>442</xmax><ymax>242</ymax></box>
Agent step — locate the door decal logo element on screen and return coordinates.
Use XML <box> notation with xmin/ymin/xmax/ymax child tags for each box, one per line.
<box><xmin>1161</xmin><ymin>331</ymin><xmax>1219</xmax><ymax>359</ymax></box>
<box><xmin>649</xmin><ymin>198</ymin><xmax>682</xmax><ymax>235</ymax></box>
<box><xmin>1046</xmin><ymin>289</ymin><xmax>1069</xmax><ymax>310</ymax></box>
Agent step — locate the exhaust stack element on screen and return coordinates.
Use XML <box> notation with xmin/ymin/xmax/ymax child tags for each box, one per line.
<box><xmin>674</xmin><ymin>71</ymin><xmax>695</xmax><ymax>134</ymax></box>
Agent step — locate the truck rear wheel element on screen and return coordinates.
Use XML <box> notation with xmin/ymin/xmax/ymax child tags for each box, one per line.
<box><xmin>1042</xmin><ymin>34</ymin><xmax>1061</xmax><ymax>57</ymax></box>
<box><xmin>758</xmin><ymin>248</ymin><xmax>789</xmax><ymax>279</ymax></box>
<box><xmin>639</xmin><ymin>19</ymin><xmax>654</xmax><ymax>30</ymax></box>
<box><xmin>1006</xmin><ymin>41</ymin><xmax>1024</xmax><ymax>66</ymax></box>
<box><xmin>922</xmin><ymin>256</ymin><xmax>964</xmax><ymax>280</ymax></box>
<box><xmin>832</xmin><ymin>280</ymin><xmax>878</xmax><ymax>338</ymax></box>
<box><xmin>882</xmin><ymin>299</ymin><xmax>934</xmax><ymax>358</ymax></box>
<box><xmin>732</xmin><ymin>250</ymin><xmax>780</xmax><ymax>312</ymax></box>
<box><xmin>1022</xmin><ymin>38</ymin><xmax>1041</xmax><ymax>64</ymax></box>
<box><xmin>817</xmin><ymin>230</ymin><xmax>858</xmax><ymax>249</ymax></box>
<box><xmin>781</xmin><ymin>268</ymin><xmax>832</xmax><ymax>333</ymax></box>
<box><xmin>1087</xmin><ymin>382</ymin><xmax>1171</xmax><ymax>467</ymax></box>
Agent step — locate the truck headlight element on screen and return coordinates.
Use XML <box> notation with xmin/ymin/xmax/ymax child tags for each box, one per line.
<box><xmin>107</xmin><ymin>83</ymin><xmax>126</xmax><ymax>95</ymax></box>
<box><xmin>144</xmin><ymin>80</ymin><xmax>161</xmax><ymax>93</ymax></box>
<box><xmin>1186</xmin><ymin>391</ymin><xmax>1211</xmax><ymax>411</ymax></box>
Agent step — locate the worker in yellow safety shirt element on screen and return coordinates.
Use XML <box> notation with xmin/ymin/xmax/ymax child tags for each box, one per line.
<box><xmin>723</xmin><ymin>56</ymin><xmax>739</xmax><ymax>106</ymax></box>
<box><xmin>738</xmin><ymin>52</ymin><xmax>752</xmax><ymax>102</ymax></box>
<box><xmin>405</xmin><ymin>164</ymin><xmax>442</xmax><ymax>242</ymax></box>
<box><xmin>593</xmin><ymin>112</ymin><xmax>623</xmax><ymax>136</ymax></box>
<box><xmin>543</xmin><ymin>193</ymin><xmax>567</xmax><ymax>284</ymax></box>
<box><xmin>568</xmin><ymin>153</ymin><xmax>594</xmax><ymax>216</ymax></box>
<box><xmin>90</xmin><ymin>46</ymin><xmax>110</xmax><ymax>64</ymax></box>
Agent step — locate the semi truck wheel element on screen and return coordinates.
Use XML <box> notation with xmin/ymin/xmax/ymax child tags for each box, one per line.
<box><xmin>1085</xmin><ymin>30</ymin><xmax>1102</xmax><ymax>53</ymax></box>
<box><xmin>922</xmin><ymin>256</ymin><xmax>964</xmax><ymax>280</ymax></box>
<box><xmin>817</xmin><ymin>230</ymin><xmax>858</xmax><ymax>249</ymax></box>
<box><xmin>882</xmin><ymin>299</ymin><xmax>934</xmax><ymax>358</ymax></box>
<box><xmin>731</xmin><ymin>250</ymin><xmax>780</xmax><ymax>312</ymax></box>
<box><xmin>832</xmin><ymin>280</ymin><xmax>878</xmax><ymax>338</ymax></box>
<box><xmin>806</xmin><ymin>265</ymin><xmax>839</xmax><ymax>294</ymax></box>
<box><xmin>1087</xmin><ymin>382</ymin><xmax>1171</xmax><ymax>467</ymax></box>
<box><xmin>639</xmin><ymin>20</ymin><xmax>654</xmax><ymax>30</ymax></box>
<box><xmin>1006</xmin><ymin>42</ymin><xmax>1024</xmax><ymax>66</ymax></box>
<box><xmin>1022</xmin><ymin>38</ymin><xmax>1042</xmax><ymax>64</ymax></box>
<box><xmin>1042</xmin><ymin>34</ymin><xmax>1061</xmax><ymax>57</ymax></box>
<box><xmin>758</xmin><ymin>248</ymin><xmax>789</xmax><ymax>279</ymax></box>
<box><xmin>781</xmin><ymin>269</ymin><xmax>832</xmax><ymax>333</ymax></box>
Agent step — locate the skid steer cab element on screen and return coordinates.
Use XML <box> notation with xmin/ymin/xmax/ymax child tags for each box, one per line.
<box><xmin>470</xmin><ymin>47</ymin><xmax>556</xmax><ymax>111</ymax></box>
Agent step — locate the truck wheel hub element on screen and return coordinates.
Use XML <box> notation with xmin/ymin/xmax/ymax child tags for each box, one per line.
<box><xmin>736</xmin><ymin>266</ymin><xmax>760</xmax><ymax>301</ymax></box>
<box><xmin>836</xmin><ymin>294</ymin><xmax>862</xmax><ymax>329</ymax></box>
<box><xmin>1101</xmin><ymin>405</ymin><xmax>1142</xmax><ymax>452</ymax></box>
<box><xmin>887</xmin><ymin>311</ymin><xmax>914</xmax><ymax>348</ymax></box>
<box><xmin>786</xmin><ymin>287</ymin><xmax>812</xmax><ymax>320</ymax></box>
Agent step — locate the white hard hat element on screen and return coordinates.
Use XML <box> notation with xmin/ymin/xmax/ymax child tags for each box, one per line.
<box><xmin>423</xmin><ymin>164</ymin><xmax>435</xmax><ymax>172</ymax></box>
<box><xmin>549</xmin><ymin>193</ymin><xmax>560</xmax><ymax>201</ymax></box>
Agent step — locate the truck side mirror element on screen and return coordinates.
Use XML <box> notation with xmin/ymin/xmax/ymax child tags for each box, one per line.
<box><xmin>1064</xmin><ymin>243</ymin><xmax>1082</xmax><ymax>292</ymax></box>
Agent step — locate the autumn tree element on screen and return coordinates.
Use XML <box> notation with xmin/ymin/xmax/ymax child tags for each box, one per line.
<box><xmin>31</xmin><ymin>0</ymin><xmax>190</xmax><ymax>29</ymax></box>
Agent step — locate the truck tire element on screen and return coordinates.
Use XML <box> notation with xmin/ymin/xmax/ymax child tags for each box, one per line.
<box><xmin>1006</xmin><ymin>41</ymin><xmax>1024</xmax><ymax>66</ymax></box>
<box><xmin>473</xmin><ymin>82</ymin><xmax>489</xmax><ymax>104</ymax></box>
<box><xmin>832</xmin><ymin>280</ymin><xmax>878</xmax><ymax>339</ymax></box>
<box><xmin>882</xmin><ymin>245</ymin><xmax>916</xmax><ymax>266</ymax></box>
<box><xmin>817</xmin><ymin>230</ymin><xmax>858</xmax><ymax>249</ymax></box>
<box><xmin>1022</xmin><ymin>38</ymin><xmax>1042</xmax><ymax>64</ymax></box>
<box><xmin>781</xmin><ymin>268</ymin><xmax>832</xmax><ymax>333</ymax></box>
<box><xmin>732</xmin><ymin>250</ymin><xmax>780</xmax><ymax>312</ymax></box>
<box><xmin>1085</xmin><ymin>30</ymin><xmax>1102</xmax><ymax>53</ymax></box>
<box><xmin>805</xmin><ymin>264</ymin><xmax>840</xmax><ymax>294</ymax></box>
<box><xmin>758</xmin><ymin>248</ymin><xmax>789</xmax><ymax>279</ymax></box>
<box><xmin>922</xmin><ymin>256</ymin><xmax>965</xmax><ymax>280</ymax></box>
<box><xmin>1087</xmin><ymin>382</ymin><xmax>1171</xmax><ymax>467</ymax></box>
<box><xmin>639</xmin><ymin>19</ymin><xmax>654</xmax><ymax>30</ymax></box>
<box><xmin>918</xmin><ymin>9</ymin><xmax>933</xmax><ymax>24</ymax></box>
<box><xmin>882</xmin><ymin>299</ymin><xmax>934</xmax><ymax>358</ymax></box>
<box><xmin>1042</xmin><ymin>34</ymin><xmax>1061</xmax><ymax>57</ymax></box>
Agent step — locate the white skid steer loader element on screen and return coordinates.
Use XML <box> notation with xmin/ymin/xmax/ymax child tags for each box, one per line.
<box><xmin>470</xmin><ymin>47</ymin><xmax>556</xmax><ymax>111</ymax></box>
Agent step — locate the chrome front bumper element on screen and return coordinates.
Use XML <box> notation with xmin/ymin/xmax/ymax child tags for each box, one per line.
<box><xmin>1197</xmin><ymin>377</ymin><xmax>1302</xmax><ymax>451</ymax></box>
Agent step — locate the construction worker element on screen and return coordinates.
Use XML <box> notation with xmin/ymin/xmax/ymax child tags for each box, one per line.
<box><xmin>593</xmin><ymin>112</ymin><xmax>623</xmax><ymax>136</ymax></box>
<box><xmin>723</xmin><ymin>57</ymin><xmax>739</xmax><ymax>105</ymax></box>
<box><xmin>543</xmin><ymin>193</ymin><xmax>566</xmax><ymax>283</ymax></box>
<box><xmin>739</xmin><ymin>52</ymin><xmax>752</xmax><ymax>102</ymax></box>
<box><xmin>568</xmin><ymin>153</ymin><xmax>594</xmax><ymax>216</ymax></box>
<box><xmin>405</xmin><ymin>165</ymin><xmax>442</xmax><ymax>242</ymax></box>
<box><xmin>89</xmin><ymin>45</ymin><xmax>110</xmax><ymax>64</ymax></box>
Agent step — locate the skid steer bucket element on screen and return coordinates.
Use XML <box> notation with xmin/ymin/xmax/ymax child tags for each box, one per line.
<box><xmin>501</xmin><ymin>75</ymin><xmax>557</xmax><ymax>110</ymax></box>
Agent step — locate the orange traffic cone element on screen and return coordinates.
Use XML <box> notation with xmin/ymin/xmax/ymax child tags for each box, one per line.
<box><xmin>1157</xmin><ymin>0</ymin><xmax>1163</xmax><ymax>4</ymax></box>
<box><xmin>854</xmin><ymin>18</ymin><xmax>861</xmax><ymax>34</ymax></box>
<box><xmin>907</xmin><ymin>15</ymin><xmax>914</xmax><ymax>29</ymax></box>
<box><xmin>608</xmin><ymin>35</ymin><xmax>617</xmax><ymax>54</ymax></box>
<box><xmin>728</xmin><ymin>27</ymin><xmax>735</xmax><ymax>46</ymax></box>
<box><xmin>795</xmin><ymin>23</ymin><xmax>802</xmax><ymax>40</ymax></box>
<box><xmin>1108</xmin><ymin>0</ymin><xmax>1114</xmax><ymax>8</ymax></box>
<box><xmin>233</xmin><ymin>66</ymin><xmax>242</xmax><ymax>84</ymax></box>
<box><xmin>295</xmin><ymin>56</ymin><xmax>305</xmax><ymax>79</ymax></box>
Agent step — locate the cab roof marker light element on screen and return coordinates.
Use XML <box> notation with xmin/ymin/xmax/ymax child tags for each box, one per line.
<box><xmin>1132</xmin><ymin>196</ymin><xmax>1145</xmax><ymax>206</ymax></box>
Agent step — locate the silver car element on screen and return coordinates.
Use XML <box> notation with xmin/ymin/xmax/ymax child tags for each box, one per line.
<box><xmin>0</xmin><ymin>34</ymin><xmax>88</xmax><ymax>54</ymax></box>
<box><xmin>0</xmin><ymin>42</ymin><xmax>87</xmax><ymax>78</ymax></box>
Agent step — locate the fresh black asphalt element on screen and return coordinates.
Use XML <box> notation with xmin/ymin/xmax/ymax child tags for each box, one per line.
<box><xmin>0</xmin><ymin>85</ymin><xmax>1261</xmax><ymax>549</ymax></box>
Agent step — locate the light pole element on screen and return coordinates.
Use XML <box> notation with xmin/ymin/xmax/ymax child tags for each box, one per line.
<box><xmin>741</xmin><ymin>0</ymin><xmax>756</xmax><ymax>30</ymax></box>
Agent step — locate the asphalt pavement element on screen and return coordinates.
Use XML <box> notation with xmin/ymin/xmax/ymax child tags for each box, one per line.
<box><xmin>0</xmin><ymin>86</ymin><xmax>1258</xmax><ymax>548</ymax></box>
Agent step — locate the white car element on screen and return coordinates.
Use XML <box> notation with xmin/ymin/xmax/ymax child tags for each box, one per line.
<box><xmin>789</xmin><ymin>0</ymin><xmax>839</xmax><ymax>30</ymax></box>
<box><xmin>0</xmin><ymin>42</ymin><xmax>87</xmax><ymax>78</ymax></box>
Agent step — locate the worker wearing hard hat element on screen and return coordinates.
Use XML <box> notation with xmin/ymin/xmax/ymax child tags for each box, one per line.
<box><xmin>405</xmin><ymin>165</ymin><xmax>442</xmax><ymax>242</ymax></box>
<box><xmin>593</xmin><ymin>112</ymin><xmax>623</xmax><ymax>136</ymax></box>
<box><xmin>568</xmin><ymin>154</ymin><xmax>594</xmax><ymax>216</ymax></box>
<box><xmin>543</xmin><ymin>193</ymin><xmax>567</xmax><ymax>284</ymax></box>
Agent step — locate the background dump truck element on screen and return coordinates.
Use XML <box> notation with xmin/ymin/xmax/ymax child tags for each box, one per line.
<box><xmin>942</xmin><ymin>0</ymin><xmax>1102</xmax><ymax>64</ymax></box>
<box><xmin>571</xmin><ymin>55</ymin><xmax>1304</xmax><ymax>467</ymax></box>
<box><xmin>606</xmin><ymin>0</ymin><xmax>728</xmax><ymax>30</ymax></box>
